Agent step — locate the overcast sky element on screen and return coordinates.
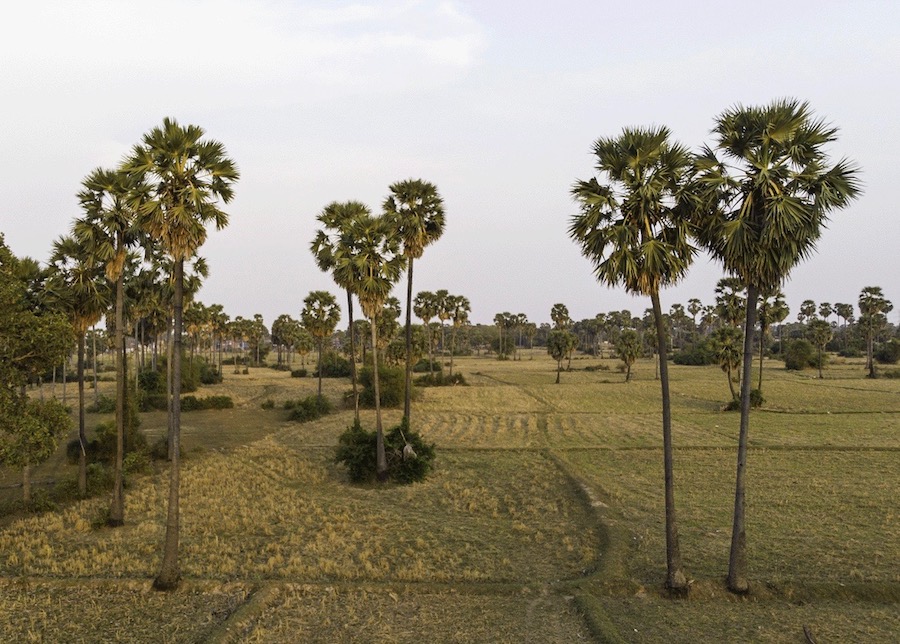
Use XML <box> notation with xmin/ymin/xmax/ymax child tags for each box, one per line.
<box><xmin>1</xmin><ymin>0</ymin><xmax>897</xmax><ymax>327</ymax></box>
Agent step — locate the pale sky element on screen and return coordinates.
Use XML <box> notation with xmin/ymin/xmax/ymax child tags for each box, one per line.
<box><xmin>1</xmin><ymin>0</ymin><xmax>897</xmax><ymax>327</ymax></box>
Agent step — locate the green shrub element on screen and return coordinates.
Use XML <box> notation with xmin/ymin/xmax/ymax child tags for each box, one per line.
<box><xmin>784</xmin><ymin>339</ymin><xmax>816</xmax><ymax>370</ymax></box>
<box><xmin>138</xmin><ymin>369</ymin><xmax>164</xmax><ymax>394</ymax></box>
<box><xmin>314</xmin><ymin>351</ymin><xmax>352</xmax><ymax>378</ymax></box>
<box><xmin>287</xmin><ymin>395</ymin><xmax>332</xmax><ymax>422</ymax></box>
<box><xmin>181</xmin><ymin>395</ymin><xmax>234</xmax><ymax>411</ymax></box>
<box><xmin>359</xmin><ymin>364</ymin><xmax>405</xmax><ymax>408</ymax></box>
<box><xmin>148</xmin><ymin>436</ymin><xmax>183</xmax><ymax>461</ymax></box>
<box><xmin>139</xmin><ymin>393</ymin><xmax>169</xmax><ymax>412</ymax></box>
<box><xmin>672</xmin><ymin>340</ymin><xmax>717</xmax><ymax>366</ymax></box>
<box><xmin>412</xmin><ymin>359</ymin><xmax>442</xmax><ymax>373</ymax></box>
<box><xmin>335</xmin><ymin>419</ymin><xmax>436</xmax><ymax>484</ymax></box>
<box><xmin>261</xmin><ymin>398</ymin><xmax>275</xmax><ymax>410</ymax></box>
<box><xmin>881</xmin><ymin>368</ymin><xmax>900</xmax><ymax>379</ymax></box>
<box><xmin>290</xmin><ymin>368</ymin><xmax>308</xmax><ymax>378</ymax></box>
<box><xmin>414</xmin><ymin>372</ymin><xmax>467</xmax><ymax>387</ymax></box>
<box><xmin>123</xmin><ymin>450</ymin><xmax>150</xmax><ymax>476</ymax></box>
<box><xmin>198</xmin><ymin>361</ymin><xmax>223</xmax><ymax>385</ymax></box>
<box><xmin>875</xmin><ymin>339</ymin><xmax>900</xmax><ymax>365</ymax></box>
<box><xmin>86</xmin><ymin>395</ymin><xmax>116</xmax><ymax>414</ymax></box>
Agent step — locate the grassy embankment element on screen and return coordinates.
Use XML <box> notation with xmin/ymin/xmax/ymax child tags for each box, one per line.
<box><xmin>0</xmin><ymin>352</ymin><xmax>897</xmax><ymax>642</ymax></box>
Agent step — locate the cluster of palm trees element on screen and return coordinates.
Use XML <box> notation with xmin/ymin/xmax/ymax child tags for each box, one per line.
<box><xmin>569</xmin><ymin>99</ymin><xmax>860</xmax><ymax>593</ymax></box>
<box><xmin>309</xmin><ymin>179</ymin><xmax>445</xmax><ymax>481</ymax></box>
<box><xmin>39</xmin><ymin>118</ymin><xmax>239</xmax><ymax>590</ymax></box>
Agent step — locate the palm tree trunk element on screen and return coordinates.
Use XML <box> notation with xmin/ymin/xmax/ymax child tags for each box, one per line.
<box><xmin>450</xmin><ymin>325</ymin><xmax>457</xmax><ymax>378</ymax></box>
<box><xmin>758</xmin><ymin>324</ymin><xmax>766</xmax><ymax>391</ymax></box>
<box><xmin>77</xmin><ymin>331</ymin><xmax>87</xmax><ymax>497</ymax></box>
<box><xmin>403</xmin><ymin>259</ymin><xmax>414</xmax><ymax>422</ymax></box>
<box><xmin>372</xmin><ymin>318</ymin><xmax>387</xmax><ymax>481</ymax></box>
<box><xmin>316</xmin><ymin>340</ymin><xmax>324</xmax><ymax>402</ymax></box>
<box><xmin>727</xmin><ymin>283</ymin><xmax>759</xmax><ymax>594</ymax></box>
<box><xmin>109</xmin><ymin>267</ymin><xmax>126</xmax><ymax>527</ymax></box>
<box><xmin>92</xmin><ymin>326</ymin><xmax>99</xmax><ymax>408</ymax></box>
<box><xmin>652</xmin><ymin>292</ymin><xmax>687</xmax><ymax>591</ymax></box>
<box><xmin>348</xmin><ymin>289</ymin><xmax>359</xmax><ymax>422</ymax></box>
<box><xmin>22</xmin><ymin>465</ymin><xmax>31</xmax><ymax>505</ymax></box>
<box><xmin>166</xmin><ymin>318</ymin><xmax>174</xmax><ymax>461</ymax></box>
<box><xmin>726</xmin><ymin>367</ymin><xmax>737</xmax><ymax>401</ymax></box>
<box><xmin>155</xmin><ymin>259</ymin><xmax>183</xmax><ymax>591</ymax></box>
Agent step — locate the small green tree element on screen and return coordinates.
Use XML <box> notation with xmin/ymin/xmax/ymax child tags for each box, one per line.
<box><xmin>807</xmin><ymin>319</ymin><xmax>833</xmax><ymax>379</ymax></box>
<box><xmin>712</xmin><ymin>326</ymin><xmax>743</xmax><ymax>401</ymax></box>
<box><xmin>301</xmin><ymin>291</ymin><xmax>341</xmax><ymax>402</ymax></box>
<box><xmin>615</xmin><ymin>329</ymin><xmax>641</xmax><ymax>382</ymax></box>
<box><xmin>547</xmin><ymin>329</ymin><xmax>575</xmax><ymax>384</ymax></box>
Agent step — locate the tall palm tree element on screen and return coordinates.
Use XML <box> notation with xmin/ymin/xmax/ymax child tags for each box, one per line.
<box><xmin>383</xmin><ymin>179</ymin><xmax>445</xmax><ymax>424</ymax></box>
<box><xmin>123</xmin><ymin>117</ymin><xmax>238</xmax><ymax>591</ymax></box>
<box><xmin>349</xmin><ymin>214</ymin><xmax>404</xmax><ymax>480</ymax></box>
<box><xmin>570</xmin><ymin>125</ymin><xmax>696</xmax><ymax>592</ymax></box>
<box><xmin>301</xmin><ymin>291</ymin><xmax>341</xmax><ymax>401</ymax></box>
<box><xmin>693</xmin><ymin>99</ymin><xmax>860</xmax><ymax>593</ymax></box>
<box><xmin>807</xmin><ymin>318</ymin><xmax>832</xmax><ymax>379</ymax></box>
<box><xmin>447</xmin><ymin>294</ymin><xmax>470</xmax><ymax>377</ymax></box>
<box><xmin>414</xmin><ymin>291</ymin><xmax>439</xmax><ymax>382</ymax></box>
<box><xmin>75</xmin><ymin>167</ymin><xmax>145</xmax><ymax>523</ymax></box>
<box><xmin>46</xmin><ymin>234</ymin><xmax>110</xmax><ymax>496</ymax></box>
<box><xmin>311</xmin><ymin>201</ymin><xmax>370</xmax><ymax>420</ymax></box>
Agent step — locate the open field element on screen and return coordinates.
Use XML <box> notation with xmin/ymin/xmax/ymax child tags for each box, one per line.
<box><xmin>1</xmin><ymin>352</ymin><xmax>898</xmax><ymax>642</ymax></box>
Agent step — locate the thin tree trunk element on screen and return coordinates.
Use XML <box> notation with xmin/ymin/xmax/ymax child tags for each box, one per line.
<box><xmin>109</xmin><ymin>265</ymin><xmax>126</xmax><ymax>527</ymax></box>
<box><xmin>348</xmin><ymin>289</ymin><xmax>359</xmax><ymax>422</ymax></box>
<box><xmin>758</xmin><ymin>324</ymin><xmax>766</xmax><ymax>391</ymax></box>
<box><xmin>653</xmin><ymin>292</ymin><xmax>687</xmax><ymax>591</ymax></box>
<box><xmin>727</xmin><ymin>283</ymin><xmax>759</xmax><ymax>594</ymax></box>
<box><xmin>316</xmin><ymin>340</ymin><xmax>323</xmax><ymax>401</ymax></box>
<box><xmin>92</xmin><ymin>326</ymin><xmax>99</xmax><ymax>408</ymax></box>
<box><xmin>77</xmin><ymin>332</ymin><xmax>87</xmax><ymax>497</ymax></box>
<box><xmin>372</xmin><ymin>318</ymin><xmax>387</xmax><ymax>481</ymax></box>
<box><xmin>450</xmin><ymin>325</ymin><xmax>457</xmax><ymax>378</ymax></box>
<box><xmin>166</xmin><ymin>318</ymin><xmax>174</xmax><ymax>461</ymax></box>
<box><xmin>403</xmin><ymin>259</ymin><xmax>414</xmax><ymax>422</ymax></box>
<box><xmin>155</xmin><ymin>259</ymin><xmax>183</xmax><ymax>591</ymax></box>
<box><xmin>555</xmin><ymin>361</ymin><xmax>561</xmax><ymax>384</ymax></box>
<box><xmin>22</xmin><ymin>465</ymin><xmax>31</xmax><ymax>505</ymax></box>
<box><xmin>62</xmin><ymin>357</ymin><xmax>67</xmax><ymax>406</ymax></box>
<box><xmin>726</xmin><ymin>366</ymin><xmax>737</xmax><ymax>401</ymax></box>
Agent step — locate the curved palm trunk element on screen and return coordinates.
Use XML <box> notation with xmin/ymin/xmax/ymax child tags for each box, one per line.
<box><xmin>77</xmin><ymin>332</ymin><xmax>87</xmax><ymax>496</ymax></box>
<box><xmin>348</xmin><ymin>289</ymin><xmax>359</xmax><ymax>422</ymax></box>
<box><xmin>109</xmin><ymin>266</ymin><xmax>126</xmax><ymax>527</ymax></box>
<box><xmin>316</xmin><ymin>340</ymin><xmax>324</xmax><ymax>402</ymax></box>
<box><xmin>372</xmin><ymin>318</ymin><xmax>387</xmax><ymax>481</ymax></box>
<box><xmin>652</xmin><ymin>292</ymin><xmax>687</xmax><ymax>591</ymax></box>
<box><xmin>403</xmin><ymin>259</ymin><xmax>414</xmax><ymax>421</ymax></box>
<box><xmin>726</xmin><ymin>366</ymin><xmax>737</xmax><ymax>401</ymax></box>
<box><xmin>727</xmin><ymin>284</ymin><xmax>759</xmax><ymax>594</ymax></box>
<box><xmin>155</xmin><ymin>259</ymin><xmax>183</xmax><ymax>591</ymax></box>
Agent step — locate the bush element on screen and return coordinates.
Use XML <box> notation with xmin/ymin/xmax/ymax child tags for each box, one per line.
<box><xmin>335</xmin><ymin>419</ymin><xmax>436</xmax><ymax>484</ymax></box>
<box><xmin>875</xmin><ymin>339</ymin><xmax>900</xmax><ymax>365</ymax></box>
<box><xmin>412</xmin><ymin>359</ymin><xmax>442</xmax><ymax>373</ymax></box>
<box><xmin>123</xmin><ymin>450</ymin><xmax>150</xmax><ymax>476</ymax></box>
<box><xmin>881</xmin><ymin>368</ymin><xmax>900</xmax><ymax>379</ymax></box>
<box><xmin>148</xmin><ymin>436</ymin><xmax>182</xmax><ymax>461</ymax></box>
<box><xmin>138</xmin><ymin>369</ymin><xmax>164</xmax><ymax>394</ymax></box>
<box><xmin>314</xmin><ymin>351</ymin><xmax>352</xmax><ymax>378</ymax></box>
<box><xmin>199</xmin><ymin>361</ymin><xmax>223</xmax><ymax>385</ymax></box>
<box><xmin>86</xmin><ymin>395</ymin><xmax>117</xmax><ymax>414</ymax></box>
<box><xmin>672</xmin><ymin>340</ymin><xmax>717</xmax><ymax>366</ymax></box>
<box><xmin>261</xmin><ymin>398</ymin><xmax>275</xmax><ymax>410</ymax></box>
<box><xmin>359</xmin><ymin>364</ymin><xmax>405</xmax><ymax>408</ymax></box>
<box><xmin>286</xmin><ymin>395</ymin><xmax>332</xmax><ymax>422</ymax></box>
<box><xmin>139</xmin><ymin>393</ymin><xmax>169</xmax><ymax>412</ymax></box>
<box><xmin>181</xmin><ymin>395</ymin><xmax>234</xmax><ymax>411</ymax></box>
<box><xmin>784</xmin><ymin>339</ymin><xmax>816</xmax><ymax>370</ymax></box>
<box><xmin>414</xmin><ymin>372</ymin><xmax>467</xmax><ymax>387</ymax></box>
<box><xmin>290</xmin><ymin>368</ymin><xmax>308</xmax><ymax>378</ymax></box>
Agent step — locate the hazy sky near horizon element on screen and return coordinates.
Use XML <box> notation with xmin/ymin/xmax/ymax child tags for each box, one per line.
<box><xmin>2</xmin><ymin>0</ymin><xmax>898</xmax><ymax>327</ymax></box>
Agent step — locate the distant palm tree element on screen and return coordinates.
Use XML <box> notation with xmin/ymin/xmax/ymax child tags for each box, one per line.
<box><xmin>571</xmin><ymin>126</ymin><xmax>697</xmax><ymax>592</ymax></box>
<box><xmin>712</xmin><ymin>326</ymin><xmax>743</xmax><ymax>400</ymax></box>
<box><xmin>693</xmin><ymin>99</ymin><xmax>860</xmax><ymax>593</ymax></box>
<box><xmin>311</xmin><ymin>201</ymin><xmax>370</xmax><ymax>421</ymax></box>
<box><xmin>446</xmin><ymin>294</ymin><xmax>471</xmax><ymax>377</ymax></box>
<box><xmin>414</xmin><ymin>291</ymin><xmax>439</xmax><ymax>381</ymax></box>
<box><xmin>807</xmin><ymin>319</ymin><xmax>833</xmax><ymax>379</ymax></box>
<box><xmin>348</xmin><ymin>214</ymin><xmax>404</xmax><ymax>480</ymax></box>
<box><xmin>124</xmin><ymin>117</ymin><xmax>238</xmax><ymax>591</ymax></box>
<box><xmin>46</xmin><ymin>235</ymin><xmax>110</xmax><ymax>496</ymax></box>
<box><xmin>756</xmin><ymin>288</ymin><xmax>788</xmax><ymax>390</ymax></box>
<box><xmin>301</xmin><ymin>291</ymin><xmax>341</xmax><ymax>402</ymax></box>
<box><xmin>383</xmin><ymin>179</ymin><xmax>445</xmax><ymax>424</ymax></box>
<box><xmin>858</xmin><ymin>286</ymin><xmax>893</xmax><ymax>378</ymax></box>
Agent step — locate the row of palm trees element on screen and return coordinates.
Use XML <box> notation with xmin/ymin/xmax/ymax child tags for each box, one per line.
<box><xmin>569</xmin><ymin>99</ymin><xmax>860</xmax><ymax>593</ymax></box>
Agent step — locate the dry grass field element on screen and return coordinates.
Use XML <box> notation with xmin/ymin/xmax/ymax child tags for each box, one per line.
<box><xmin>1</xmin><ymin>351</ymin><xmax>898</xmax><ymax>642</ymax></box>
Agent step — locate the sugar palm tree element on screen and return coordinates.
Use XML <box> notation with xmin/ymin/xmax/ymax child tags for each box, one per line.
<box><xmin>756</xmin><ymin>288</ymin><xmax>789</xmax><ymax>390</ymax></box>
<box><xmin>711</xmin><ymin>326</ymin><xmax>743</xmax><ymax>400</ymax></box>
<box><xmin>447</xmin><ymin>294</ymin><xmax>470</xmax><ymax>377</ymax></box>
<box><xmin>46</xmin><ymin>234</ymin><xmax>110</xmax><ymax>496</ymax></box>
<box><xmin>349</xmin><ymin>214</ymin><xmax>404</xmax><ymax>480</ymax></box>
<box><xmin>123</xmin><ymin>117</ymin><xmax>238</xmax><ymax>591</ymax></box>
<box><xmin>300</xmin><ymin>291</ymin><xmax>341</xmax><ymax>401</ymax></box>
<box><xmin>414</xmin><ymin>291</ymin><xmax>439</xmax><ymax>381</ymax></box>
<box><xmin>570</xmin><ymin>125</ymin><xmax>696</xmax><ymax>592</ymax></box>
<box><xmin>311</xmin><ymin>201</ymin><xmax>370</xmax><ymax>420</ymax></box>
<box><xmin>858</xmin><ymin>286</ymin><xmax>892</xmax><ymax>378</ymax></box>
<box><xmin>807</xmin><ymin>318</ymin><xmax>832</xmax><ymax>379</ymax></box>
<box><xmin>693</xmin><ymin>99</ymin><xmax>860</xmax><ymax>593</ymax></box>
<box><xmin>383</xmin><ymin>179</ymin><xmax>445</xmax><ymax>423</ymax></box>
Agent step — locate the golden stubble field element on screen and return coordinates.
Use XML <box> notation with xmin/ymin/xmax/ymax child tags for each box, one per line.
<box><xmin>1</xmin><ymin>352</ymin><xmax>898</xmax><ymax>642</ymax></box>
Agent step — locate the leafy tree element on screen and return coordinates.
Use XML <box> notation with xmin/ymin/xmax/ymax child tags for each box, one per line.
<box><xmin>547</xmin><ymin>329</ymin><xmax>575</xmax><ymax>384</ymax></box>
<box><xmin>414</xmin><ymin>291</ymin><xmax>440</xmax><ymax>380</ymax></box>
<box><xmin>858</xmin><ymin>286</ymin><xmax>893</xmax><ymax>378</ymax></box>
<box><xmin>818</xmin><ymin>302</ymin><xmax>833</xmax><ymax>323</ymax></box>
<box><xmin>715</xmin><ymin>277</ymin><xmax>746</xmax><ymax>328</ymax></box>
<box><xmin>687</xmin><ymin>298</ymin><xmax>703</xmax><ymax>335</ymax></box>
<box><xmin>693</xmin><ymin>99</ymin><xmax>860</xmax><ymax>593</ymax></box>
<box><xmin>798</xmin><ymin>299</ymin><xmax>817</xmax><ymax>325</ymax></box>
<box><xmin>615</xmin><ymin>329</ymin><xmax>641</xmax><ymax>382</ymax></box>
<box><xmin>807</xmin><ymin>318</ymin><xmax>832</xmax><ymax>378</ymax></box>
<box><xmin>124</xmin><ymin>117</ymin><xmax>238</xmax><ymax>591</ymax></box>
<box><xmin>383</xmin><ymin>179</ymin><xmax>445</xmax><ymax>424</ymax></box>
<box><xmin>446</xmin><ymin>294</ymin><xmax>470</xmax><ymax>377</ymax></box>
<box><xmin>571</xmin><ymin>125</ymin><xmax>696</xmax><ymax>591</ymax></box>
<box><xmin>301</xmin><ymin>291</ymin><xmax>341</xmax><ymax>401</ymax></box>
<box><xmin>550</xmin><ymin>303</ymin><xmax>571</xmax><ymax>329</ymax></box>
